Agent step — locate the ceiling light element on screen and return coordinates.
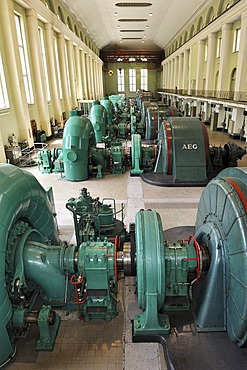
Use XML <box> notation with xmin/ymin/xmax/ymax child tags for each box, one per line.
<box><xmin>146</xmin><ymin>25</ymin><xmax>149</xmax><ymax>28</ymax></box>
<box><xmin>117</xmin><ymin>57</ymin><xmax>123</xmax><ymax>61</ymax></box>
<box><xmin>142</xmin><ymin>40</ymin><xmax>144</xmax><ymax>43</ymax></box>
<box><xmin>141</xmin><ymin>57</ymin><xmax>147</xmax><ymax>61</ymax></box>
<box><xmin>129</xmin><ymin>57</ymin><xmax>136</xmax><ymax>61</ymax></box>
<box><xmin>149</xmin><ymin>12</ymin><xmax>153</xmax><ymax>16</ymax></box>
<box><xmin>143</xmin><ymin>35</ymin><xmax>146</xmax><ymax>37</ymax></box>
<box><xmin>114</xmin><ymin>12</ymin><xmax>118</xmax><ymax>15</ymax></box>
<box><xmin>117</xmin><ymin>25</ymin><xmax>120</xmax><ymax>28</ymax></box>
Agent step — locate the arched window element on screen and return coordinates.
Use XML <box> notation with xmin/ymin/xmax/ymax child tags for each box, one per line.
<box><xmin>57</xmin><ymin>6</ymin><xmax>65</xmax><ymax>23</ymax></box>
<box><xmin>67</xmin><ymin>16</ymin><xmax>73</xmax><ymax>31</ymax></box>
<box><xmin>218</xmin><ymin>0</ymin><xmax>232</xmax><ymax>16</ymax></box>
<box><xmin>230</xmin><ymin>67</ymin><xmax>237</xmax><ymax>94</ymax></box>
<box><xmin>189</xmin><ymin>24</ymin><xmax>195</xmax><ymax>39</ymax></box>
<box><xmin>184</xmin><ymin>31</ymin><xmax>188</xmax><ymax>43</ymax></box>
<box><xmin>205</xmin><ymin>6</ymin><xmax>215</xmax><ymax>25</ymax></box>
<box><xmin>197</xmin><ymin>16</ymin><xmax>204</xmax><ymax>33</ymax></box>
<box><xmin>45</xmin><ymin>0</ymin><xmax>55</xmax><ymax>13</ymax></box>
<box><xmin>74</xmin><ymin>25</ymin><xmax>79</xmax><ymax>37</ymax></box>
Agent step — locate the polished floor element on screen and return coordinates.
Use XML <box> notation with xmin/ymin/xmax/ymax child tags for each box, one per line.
<box><xmin>4</xmin><ymin>127</ymin><xmax>247</xmax><ymax>370</ymax></box>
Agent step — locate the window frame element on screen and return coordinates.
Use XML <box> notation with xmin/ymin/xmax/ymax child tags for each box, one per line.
<box><xmin>14</xmin><ymin>12</ymin><xmax>34</xmax><ymax>105</ymax></box>
<box><xmin>38</xmin><ymin>26</ymin><xmax>51</xmax><ymax>102</ymax></box>
<box><xmin>232</xmin><ymin>27</ymin><xmax>241</xmax><ymax>53</ymax></box>
<box><xmin>0</xmin><ymin>53</ymin><xmax>10</xmax><ymax>110</ymax></box>
<box><xmin>140</xmin><ymin>68</ymin><xmax>148</xmax><ymax>90</ymax></box>
<box><xmin>216</xmin><ymin>37</ymin><xmax>222</xmax><ymax>58</ymax></box>
<box><xmin>129</xmin><ymin>68</ymin><xmax>136</xmax><ymax>92</ymax></box>
<box><xmin>117</xmin><ymin>68</ymin><xmax>125</xmax><ymax>92</ymax></box>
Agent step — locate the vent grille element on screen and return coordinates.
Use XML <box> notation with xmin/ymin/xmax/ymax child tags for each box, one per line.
<box><xmin>118</xmin><ymin>18</ymin><xmax>148</xmax><ymax>22</ymax></box>
<box><xmin>120</xmin><ymin>30</ymin><xmax>144</xmax><ymax>32</ymax></box>
<box><xmin>115</xmin><ymin>2</ymin><xmax>152</xmax><ymax>7</ymax></box>
<box><xmin>121</xmin><ymin>37</ymin><xmax>143</xmax><ymax>40</ymax></box>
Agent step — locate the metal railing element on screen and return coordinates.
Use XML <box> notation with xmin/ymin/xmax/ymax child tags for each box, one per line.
<box><xmin>158</xmin><ymin>89</ymin><xmax>247</xmax><ymax>102</ymax></box>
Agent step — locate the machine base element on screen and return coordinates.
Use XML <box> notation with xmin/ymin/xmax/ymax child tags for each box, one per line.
<box><xmin>141</xmin><ymin>172</ymin><xmax>208</xmax><ymax>187</ymax></box>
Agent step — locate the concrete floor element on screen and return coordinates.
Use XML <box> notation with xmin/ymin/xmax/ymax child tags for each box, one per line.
<box><xmin>4</xmin><ymin>127</ymin><xmax>247</xmax><ymax>370</ymax></box>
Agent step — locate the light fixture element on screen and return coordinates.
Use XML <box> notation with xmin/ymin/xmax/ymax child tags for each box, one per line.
<box><xmin>146</xmin><ymin>25</ymin><xmax>149</xmax><ymax>28</ymax></box>
<box><xmin>141</xmin><ymin>57</ymin><xmax>147</xmax><ymax>61</ymax></box>
<box><xmin>117</xmin><ymin>57</ymin><xmax>123</xmax><ymax>62</ymax></box>
<box><xmin>114</xmin><ymin>11</ymin><xmax>118</xmax><ymax>15</ymax></box>
<box><xmin>143</xmin><ymin>35</ymin><xmax>146</xmax><ymax>38</ymax></box>
<box><xmin>117</xmin><ymin>25</ymin><xmax>120</xmax><ymax>28</ymax></box>
<box><xmin>149</xmin><ymin>12</ymin><xmax>153</xmax><ymax>16</ymax></box>
<box><xmin>129</xmin><ymin>57</ymin><xmax>136</xmax><ymax>61</ymax></box>
<box><xmin>142</xmin><ymin>40</ymin><xmax>144</xmax><ymax>43</ymax></box>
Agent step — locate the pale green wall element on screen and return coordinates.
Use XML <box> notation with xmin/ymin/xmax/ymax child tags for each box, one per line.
<box><xmin>103</xmin><ymin>63</ymin><xmax>161</xmax><ymax>97</ymax></box>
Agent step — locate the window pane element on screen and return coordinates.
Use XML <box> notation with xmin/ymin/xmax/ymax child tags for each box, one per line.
<box><xmin>129</xmin><ymin>68</ymin><xmax>136</xmax><ymax>92</ymax></box>
<box><xmin>38</xmin><ymin>27</ymin><xmax>51</xmax><ymax>101</ymax></box>
<box><xmin>117</xmin><ymin>69</ymin><xmax>125</xmax><ymax>92</ymax></box>
<box><xmin>141</xmin><ymin>68</ymin><xmax>148</xmax><ymax>90</ymax></box>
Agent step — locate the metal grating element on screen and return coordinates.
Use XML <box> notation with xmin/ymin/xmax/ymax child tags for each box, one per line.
<box><xmin>115</xmin><ymin>2</ymin><xmax>152</xmax><ymax>7</ymax></box>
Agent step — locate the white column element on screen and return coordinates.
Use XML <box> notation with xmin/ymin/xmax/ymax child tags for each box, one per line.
<box><xmin>57</xmin><ymin>33</ymin><xmax>71</xmax><ymax>116</ymax></box>
<box><xmin>89</xmin><ymin>55</ymin><xmax>95</xmax><ymax>99</ymax></box>
<box><xmin>188</xmin><ymin>46</ymin><xmax>193</xmax><ymax>94</ymax></box>
<box><xmin>0</xmin><ymin>0</ymin><xmax>33</xmax><ymax>145</ymax></box>
<box><xmin>170</xmin><ymin>59</ymin><xmax>174</xmax><ymax>90</ymax></box>
<box><xmin>99</xmin><ymin>64</ymin><xmax>104</xmax><ymax>97</ymax></box>
<box><xmin>26</xmin><ymin>9</ymin><xmax>51</xmax><ymax>136</ymax></box>
<box><xmin>67</xmin><ymin>40</ymin><xmax>77</xmax><ymax>108</ymax></box>
<box><xmin>165</xmin><ymin>62</ymin><xmax>169</xmax><ymax>89</ymax></box>
<box><xmin>183</xmin><ymin>49</ymin><xmax>189</xmax><ymax>93</ymax></box>
<box><xmin>174</xmin><ymin>56</ymin><xmax>179</xmax><ymax>90</ymax></box>
<box><xmin>95</xmin><ymin>61</ymin><xmax>100</xmax><ymax>99</ymax></box>
<box><xmin>205</xmin><ymin>33</ymin><xmax>217</xmax><ymax>94</ymax></box>
<box><xmin>234</xmin><ymin>10</ymin><xmax>247</xmax><ymax>100</ymax></box>
<box><xmin>80</xmin><ymin>50</ymin><xmax>88</xmax><ymax>99</ymax></box>
<box><xmin>74</xmin><ymin>46</ymin><xmax>83</xmax><ymax>100</ymax></box>
<box><xmin>44</xmin><ymin>23</ymin><xmax>61</xmax><ymax>122</ymax></box>
<box><xmin>217</xmin><ymin>23</ymin><xmax>232</xmax><ymax>93</ymax></box>
<box><xmin>167</xmin><ymin>61</ymin><xmax>171</xmax><ymax>89</ymax></box>
<box><xmin>178</xmin><ymin>54</ymin><xmax>183</xmax><ymax>90</ymax></box>
<box><xmin>195</xmin><ymin>40</ymin><xmax>204</xmax><ymax>91</ymax></box>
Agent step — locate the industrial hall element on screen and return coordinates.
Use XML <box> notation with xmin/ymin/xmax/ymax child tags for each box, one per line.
<box><xmin>1</xmin><ymin>0</ymin><xmax>247</xmax><ymax>369</ymax></box>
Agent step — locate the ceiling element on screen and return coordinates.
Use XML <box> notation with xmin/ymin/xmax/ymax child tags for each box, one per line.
<box><xmin>62</xmin><ymin>0</ymin><xmax>208</xmax><ymax>52</ymax></box>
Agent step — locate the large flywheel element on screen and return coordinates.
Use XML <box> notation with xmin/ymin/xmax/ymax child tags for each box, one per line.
<box><xmin>195</xmin><ymin>167</ymin><xmax>247</xmax><ymax>346</ymax></box>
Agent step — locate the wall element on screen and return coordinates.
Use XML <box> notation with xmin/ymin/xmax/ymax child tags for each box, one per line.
<box><xmin>103</xmin><ymin>63</ymin><xmax>161</xmax><ymax>97</ymax></box>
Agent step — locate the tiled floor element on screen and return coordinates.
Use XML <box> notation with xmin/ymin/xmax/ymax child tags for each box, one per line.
<box><xmin>4</xmin><ymin>127</ymin><xmax>247</xmax><ymax>370</ymax></box>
